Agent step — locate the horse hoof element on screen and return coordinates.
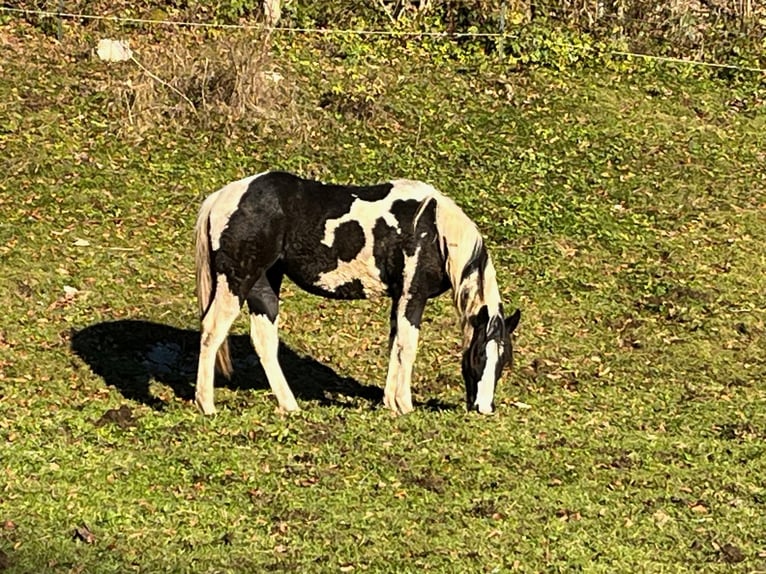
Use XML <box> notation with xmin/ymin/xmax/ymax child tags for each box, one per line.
<box><xmin>195</xmin><ymin>397</ymin><xmax>217</xmax><ymax>415</ymax></box>
<box><xmin>396</xmin><ymin>403</ymin><xmax>414</xmax><ymax>415</ymax></box>
<box><xmin>278</xmin><ymin>402</ymin><xmax>301</xmax><ymax>413</ymax></box>
<box><xmin>383</xmin><ymin>399</ymin><xmax>398</xmax><ymax>414</ymax></box>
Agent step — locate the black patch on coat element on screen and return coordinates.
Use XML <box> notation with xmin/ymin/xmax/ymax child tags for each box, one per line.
<box><xmin>364</xmin><ymin>196</ymin><xmax>450</xmax><ymax>328</ymax></box>
<box><xmin>329</xmin><ymin>279</ymin><xmax>367</xmax><ymax>299</ymax></box>
<box><xmin>460</xmin><ymin>241</ymin><xmax>488</xmax><ymax>292</ymax></box>
<box><xmin>372</xmin><ymin>216</ymin><xmax>405</xmax><ymax>298</ymax></box>
<box><xmin>462</xmin><ymin>305</ymin><xmax>490</xmax><ymax>409</ymax></box>
<box><xmin>215</xmin><ymin>171</ymin><xmax>393</xmax><ymax>301</ymax></box>
<box><xmin>245</xmin><ymin>263</ymin><xmax>284</xmax><ymax>322</ymax></box>
<box><xmin>215</xmin><ymin>180</ymin><xmax>287</xmax><ymax>300</ymax></box>
<box><xmin>333</xmin><ymin>220</ymin><xmax>365</xmax><ymax>262</ymax></box>
<box><xmin>402</xmin><ymin>198</ymin><xmax>450</xmax><ymax>327</ymax></box>
<box><xmin>389</xmin><ymin>199</ymin><xmax>421</xmax><ymax>257</ymax></box>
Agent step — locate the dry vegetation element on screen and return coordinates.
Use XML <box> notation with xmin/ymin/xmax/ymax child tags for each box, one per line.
<box><xmin>109</xmin><ymin>32</ymin><xmax>292</xmax><ymax>134</ymax></box>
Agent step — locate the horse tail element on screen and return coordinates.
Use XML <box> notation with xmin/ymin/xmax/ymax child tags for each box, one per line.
<box><xmin>194</xmin><ymin>193</ymin><xmax>234</xmax><ymax>378</ymax></box>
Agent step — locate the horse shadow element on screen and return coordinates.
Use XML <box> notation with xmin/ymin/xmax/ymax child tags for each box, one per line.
<box><xmin>70</xmin><ymin>319</ymin><xmax>387</xmax><ymax>411</ymax></box>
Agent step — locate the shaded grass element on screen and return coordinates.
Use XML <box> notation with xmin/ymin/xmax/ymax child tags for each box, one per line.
<box><xmin>1</xmin><ymin>19</ymin><xmax>766</xmax><ymax>573</ymax></box>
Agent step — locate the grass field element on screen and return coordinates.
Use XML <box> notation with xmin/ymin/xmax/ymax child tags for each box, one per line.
<box><xmin>1</xmin><ymin>18</ymin><xmax>766</xmax><ymax>573</ymax></box>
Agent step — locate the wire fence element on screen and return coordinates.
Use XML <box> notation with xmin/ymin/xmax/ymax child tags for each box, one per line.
<box><xmin>2</xmin><ymin>5</ymin><xmax>765</xmax><ymax>74</ymax></box>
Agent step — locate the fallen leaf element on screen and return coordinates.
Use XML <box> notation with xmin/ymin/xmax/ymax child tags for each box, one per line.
<box><xmin>63</xmin><ymin>285</ymin><xmax>79</xmax><ymax>298</ymax></box>
<box><xmin>653</xmin><ymin>509</ymin><xmax>671</xmax><ymax>526</ymax></box>
<box><xmin>689</xmin><ymin>501</ymin><xmax>708</xmax><ymax>514</ymax></box>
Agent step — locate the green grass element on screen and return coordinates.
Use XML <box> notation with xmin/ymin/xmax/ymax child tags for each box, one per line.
<box><xmin>1</xmin><ymin>20</ymin><xmax>766</xmax><ymax>573</ymax></box>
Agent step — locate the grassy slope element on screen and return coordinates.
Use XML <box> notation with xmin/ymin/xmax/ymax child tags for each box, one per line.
<box><xmin>1</xmin><ymin>21</ymin><xmax>765</xmax><ymax>573</ymax></box>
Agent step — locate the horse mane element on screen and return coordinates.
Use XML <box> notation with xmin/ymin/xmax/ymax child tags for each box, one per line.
<box><xmin>427</xmin><ymin>193</ymin><xmax>502</xmax><ymax>347</ymax></box>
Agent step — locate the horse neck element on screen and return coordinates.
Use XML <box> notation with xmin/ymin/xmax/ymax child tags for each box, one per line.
<box><xmin>454</xmin><ymin>256</ymin><xmax>502</xmax><ymax>347</ymax></box>
<box><xmin>440</xmin><ymin>236</ymin><xmax>502</xmax><ymax>348</ymax></box>
<box><xmin>431</xmin><ymin>194</ymin><xmax>502</xmax><ymax>346</ymax></box>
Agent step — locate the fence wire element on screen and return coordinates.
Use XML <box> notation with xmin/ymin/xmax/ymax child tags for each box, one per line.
<box><xmin>2</xmin><ymin>6</ymin><xmax>765</xmax><ymax>74</ymax></box>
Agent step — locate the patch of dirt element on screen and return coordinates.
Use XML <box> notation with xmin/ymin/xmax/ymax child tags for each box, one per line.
<box><xmin>715</xmin><ymin>422</ymin><xmax>761</xmax><ymax>441</ymax></box>
<box><xmin>469</xmin><ymin>499</ymin><xmax>504</xmax><ymax>520</ymax></box>
<box><xmin>72</xmin><ymin>523</ymin><xmax>95</xmax><ymax>544</ymax></box>
<box><xmin>608</xmin><ymin>454</ymin><xmax>635</xmax><ymax>469</ymax></box>
<box><xmin>718</xmin><ymin>543</ymin><xmax>745</xmax><ymax>564</ymax></box>
<box><xmin>94</xmin><ymin>405</ymin><xmax>136</xmax><ymax>429</ymax></box>
<box><xmin>0</xmin><ymin>548</ymin><xmax>10</xmax><ymax>571</ymax></box>
<box><xmin>301</xmin><ymin>420</ymin><xmax>336</xmax><ymax>444</ymax></box>
<box><xmin>595</xmin><ymin>448</ymin><xmax>639</xmax><ymax>470</ymax></box>
<box><xmin>264</xmin><ymin>558</ymin><xmax>300</xmax><ymax>572</ymax></box>
<box><xmin>405</xmin><ymin>471</ymin><xmax>447</xmax><ymax>494</ymax></box>
<box><xmin>280</xmin><ymin>455</ymin><xmax>332</xmax><ymax>488</ymax></box>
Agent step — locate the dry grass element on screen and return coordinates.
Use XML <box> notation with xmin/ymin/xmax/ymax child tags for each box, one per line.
<box><xmin>109</xmin><ymin>31</ymin><xmax>292</xmax><ymax>134</ymax></box>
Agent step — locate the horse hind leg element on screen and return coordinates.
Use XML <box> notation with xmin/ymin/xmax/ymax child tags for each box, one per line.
<box><xmin>196</xmin><ymin>275</ymin><xmax>241</xmax><ymax>415</ymax></box>
<box><xmin>247</xmin><ymin>271</ymin><xmax>299</xmax><ymax>412</ymax></box>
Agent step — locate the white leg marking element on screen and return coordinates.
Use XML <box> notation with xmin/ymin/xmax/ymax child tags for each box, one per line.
<box><xmin>384</xmin><ymin>325</ymin><xmax>420</xmax><ymax>415</ymax></box>
<box><xmin>195</xmin><ymin>275</ymin><xmax>241</xmax><ymax>415</ymax></box>
<box><xmin>383</xmin><ymin>246</ymin><xmax>424</xmax><ymax>415</ymax></box>
<box><xmin>475</xmin><ymin>340</ymin><xmax>499</xmax><ymax>414</ymax></box>
<box><xmin>383</xmin><ymin>330</ymin><xmax>401</xmax><ymax>412</ymax></box>
<box><xmin>249</xmin><ymin>314</ymin><xmax>299</xmax><ymax>412</ymax></box>
<box><xmin>392</xmin><ymin>314</ymin><xmax>419</xmax><ymax>414</ymax></box>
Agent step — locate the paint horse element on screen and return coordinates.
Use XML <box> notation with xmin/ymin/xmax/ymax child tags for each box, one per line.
<box><xmin>194</xmin><ymin>171</ymin><xmax>520</xmax><ymax>415</ymax></box>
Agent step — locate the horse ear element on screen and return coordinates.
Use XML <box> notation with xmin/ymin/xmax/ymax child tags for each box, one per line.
<box><xmin>505</xmin><ymin>309</ymin><xmax>521</xmax><ymax>333</ymax></box>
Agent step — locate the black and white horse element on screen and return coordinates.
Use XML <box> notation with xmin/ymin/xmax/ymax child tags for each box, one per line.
<box><xmin>194</xmin><ymin>171</ymin><xmax>520</xmax><ymax>415</ymax></box>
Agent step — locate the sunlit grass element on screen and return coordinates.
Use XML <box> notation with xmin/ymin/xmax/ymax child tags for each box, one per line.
<box><xmin>1</xmin><ymin>19</ymin><xmax>765</xmax><ymax>573</ymax></box>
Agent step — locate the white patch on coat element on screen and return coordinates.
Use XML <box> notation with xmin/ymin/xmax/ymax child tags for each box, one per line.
<box><xmin>316</xmin><ymin>257</ymin><xmax>388</xmax><ymax>297</ymax></box>
<box><xmin>205</xmin><ymin>172</ymin><xmax>266</xmax><ymax>251</ymax></box>
<box><xmin>475</xmin><ymin>339</ymin><xmax>499</xmax><ymax>414</ymax></box>
<box><xmin>317</xmin><ymin>180</ymin><xmax>435</xmax><ymax>297</ymax></box>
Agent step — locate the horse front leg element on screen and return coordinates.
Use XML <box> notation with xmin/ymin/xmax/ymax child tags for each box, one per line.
<box><xmin>383</xmin><ymin>297</ymin><xmax>425</xmax><ymax>415</ymax></box>
<box><xmin>383</xmin><ymin>301</ymin><xmax>401</xmax><ymax>412</ymax></box>
<box><xmin>247</xmin><ymin>271</ymin><xmax>299</xmax><ymax>413</ymax></box>
<box><xmin>249</xmin><ymin>314</ymin><xmax>299</xmax><ymax>412</ymax></box>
